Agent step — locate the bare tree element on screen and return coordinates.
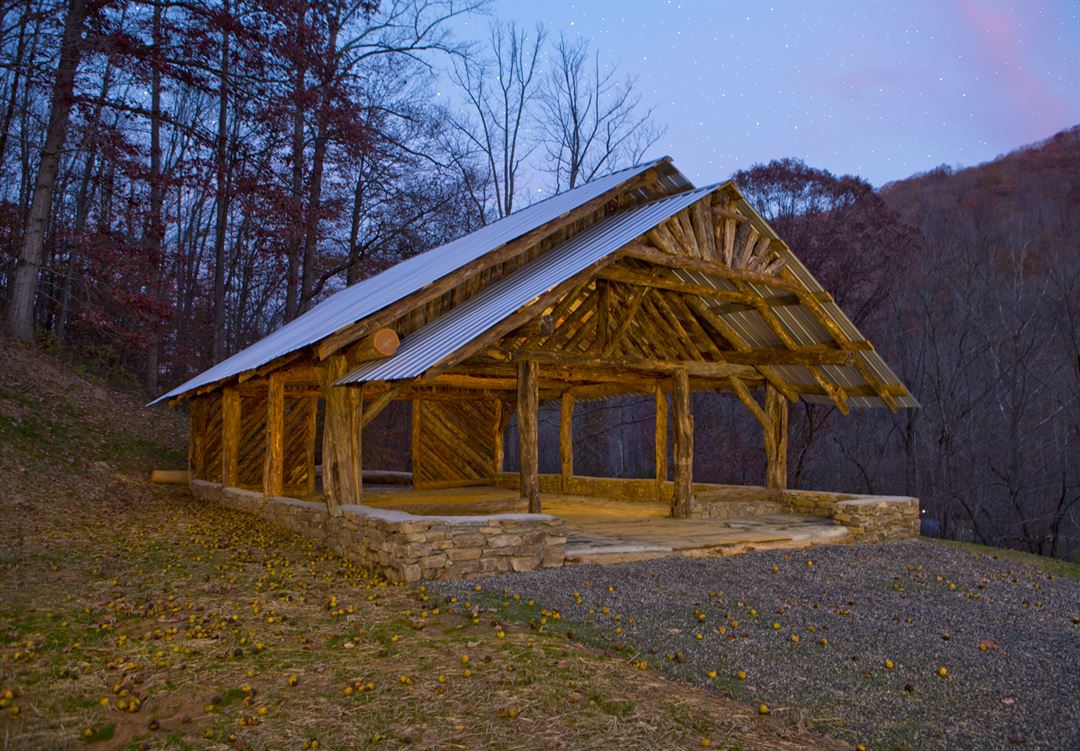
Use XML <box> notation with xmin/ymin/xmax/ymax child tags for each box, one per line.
<box><xmin>540</xmin><ymin>34</ymin><xmax>664</xmax><ymax>192</ymax></box>
<box><xmin>4</xmin><ymin>0</ymin><xmax>86</xmax><ymax>342</ymax></box>
<box><xmin>448</xmin><ymin>20</ymin><xmax>545</xmax><ymax>219</ymax></box>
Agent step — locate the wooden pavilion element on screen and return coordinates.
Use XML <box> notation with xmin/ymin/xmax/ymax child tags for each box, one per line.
<box><xmin>160</xmin><ymin>157</ymin><xmax>915</xmax><ymax>523</ymax></box>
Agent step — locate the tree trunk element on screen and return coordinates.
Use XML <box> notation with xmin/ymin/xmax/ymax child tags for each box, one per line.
<box><xmin>285</xmin><ymin>0</ymin><xmax>308</xmax><ymax>321</ymax></box>
<box><xmin>211</xmin><ymin>0</ymin><xmax>231</xmax><ymax>361</ymax></box>
<box><xmin>145</xmin><ymin>0</ymin><xmax>164</xmax><ymax>396</ymax></box>
<box><xmin>299</xmin><ymin>9</ymin><xmax>339</xmax><ymax>313</ymax></box>
<box><xmin>0</xmin><ymin>0</ymin><xmax>31</xmax><ymax>174</ymax></box>
<box><xmin>4</xmin><ymin>0</ymin><xmax>86</xmax><ymax>342</ymax></box>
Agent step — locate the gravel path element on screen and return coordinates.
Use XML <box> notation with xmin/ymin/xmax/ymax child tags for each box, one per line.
<box><xmin>436</xmin><ymin>540</ymin><xmax>1080</xmax><ymax>750</ymax></box>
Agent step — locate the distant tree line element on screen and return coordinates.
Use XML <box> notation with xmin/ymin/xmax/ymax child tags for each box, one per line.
<box><xmin>0</xmin><ymin>0</ymin><xmax>661</xmax><ymax>392</ymax></box>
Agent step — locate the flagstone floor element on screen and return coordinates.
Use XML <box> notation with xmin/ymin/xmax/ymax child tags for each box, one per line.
<box><xmin>360</xmin><ymin>485</ymin><xmax>851</xmax><ymax>563</ymax></box>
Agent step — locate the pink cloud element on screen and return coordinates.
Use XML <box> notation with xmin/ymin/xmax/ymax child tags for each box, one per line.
<box><xmin>956</xmin><ymin>0</ymin><xmax>1074</xmax><ymax>139</ymax></box>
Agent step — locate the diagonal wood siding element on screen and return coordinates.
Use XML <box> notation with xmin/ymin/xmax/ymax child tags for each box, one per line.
<box><xmin>413</xmin><ymin>399</ymin><xmax>498</xmax><ymax>488</ymax></box>
<box><xmin>238</xmin><ymin>395</ymin><xmax>266</xmax><ymax>488</ymax></box>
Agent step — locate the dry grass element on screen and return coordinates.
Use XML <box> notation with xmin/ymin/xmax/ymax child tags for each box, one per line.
<box><xmin>0</xmin><ymin>338</ymin><xmax>843</xmax><ymax>750</ymax></box>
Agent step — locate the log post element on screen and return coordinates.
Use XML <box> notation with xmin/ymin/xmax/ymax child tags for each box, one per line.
<box><xmin>655</xmin><ymin>385</ymin><xmax>668</xmax><ymax>503</ymax></box>
<box><xmin>764</xmin><ymin>383</ymin><xmax>789</xmax><ymax>490</ymax></box>
<box><xmin>518</xmin><ymin>359</ymin><xmax>540</xmax><ymax>513</ymax></box>
<box><xmin>189</xmin><ymin>396</ymin><xmax>207</xmax><ymax>481</ymax></box>
<box><xmin>263</xmin><ymin>372</ymin><xmax>284</xmax><ymax>498</ymax></box>
<box><xmin>671</xmin><ymin>368</ymin><xmax>693</xmax><ymax>518</ymax></box>
<box><xmin>492</xmin><ymin>400</ymin><xmax>504</xmax><ymax>476</ymax></box>
<box><xmin>318</xmin><ymin>356</ymin><xmax>360</xmax><ymax>515</ymax></box>
<box><xmin>221</xmin><ymin>386</ymin><xmax>240</xmax><ymax>487</ymax></box>
<box><xmin>411</xmin><ymin>399</ymin><xmax>423</xmax><ymax>489</ymax></box>
<box><xmin>559</xmin><ymin>392</ymin><xmax>574</xmax><ymax>492</ymax></box>
<box><xmin>348</xmin><ymin>385</ymin><xmax>363</xmax><ymax>502</ymax></box>
<box><xmin>304</xmin><ymin>396</ymin><xmax>318</xmax><ymax>495</ymax></box>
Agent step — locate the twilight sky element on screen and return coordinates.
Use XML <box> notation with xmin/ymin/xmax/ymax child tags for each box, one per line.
<box><xmin>446</xmin><ymin>0</ymin><xmax>1080</xmax><ymax>187</ymax></box>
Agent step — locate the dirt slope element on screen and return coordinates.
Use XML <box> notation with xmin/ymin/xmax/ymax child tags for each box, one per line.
<box><xmin>0</xmin><ymin>340</ymin><xmax>841</xmax><ymax>750</ymax></box>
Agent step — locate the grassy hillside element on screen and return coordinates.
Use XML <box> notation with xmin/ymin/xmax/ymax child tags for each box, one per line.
<box><xmin>0</xmin><ymin>339</ymin><xmax>837</xmax><ymax>750</ymax></box>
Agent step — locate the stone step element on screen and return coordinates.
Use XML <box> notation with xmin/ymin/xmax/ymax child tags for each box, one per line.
<box><xmin>691</xmin><ymin>500</ymin><xmax>790</xmax><ymax>519</ymax></box>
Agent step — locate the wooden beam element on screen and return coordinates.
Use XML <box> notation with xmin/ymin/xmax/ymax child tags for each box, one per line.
<box><xmin>221</xmin><ymin>386</ymin><xmax>240</xmax><ymax>487</ymax></box>
<box><xmin>518</xmin><ymin>359</ymin><xmax>540</xmax><ymax>513</ymax></box>
<box><xmin>711</xmin><ymin>206</ymin><xmax>750</xmax><ymax>223</ymax></box>
<box><xmin>598</xmin><ymin>265</ymin><xmax>752</xmax><ymax>304</ymax></box>
<box><xmin>411</xmin><ymin>399</ymin><xmax>423</xmax><ymax>489</ymax></box>
<box><xmin>512</xmin><ymin>314</ymin><xmax>555</xmax><ymax>339</ymax></box>
<box><xmin>684</xmin><ymin>296</ymin><xmax>799</xmax><ymax>403</ymax></box>
<box><xmin>304</xmin><ymin>396</ymin><xmax>318</xmax><ymax>495</ymax></box>
<box><xmin>765</xmin><ymin>384</ymin><xmax>788</xmax><ymax>490</ymax></box>
<box><xmin>791</xmin><ymin>382</ymin><xmax>907</xmax><ymax>399</ymax></box>
<box><xmin>670</xmin><ymin>368</ymin><xmax>693</xmax><ymax>519</ymax></box>
<box><xmin>263</xmin><ymin>373</ymin><xmax>285</xmax><ymax>497</ymax></box>
<box><xmin>238</xmin><ymin>351</ymin><xmax>305</xmax><ymax>384</ymax></box>
<box><xmin>655</xmin><ymin>385</ymin><xmax>668</xmax><ymax>503</ymax></box>
<box><xmin>788</xmin><ymin>284</ymin><xmax>902</xmax><ymax>412</ymax></box>
<box><xmin>492</xmin><ymin>400</ymin><xmax>504</xmax><ymax>475</ymax></box>
<box><xmin>359</xmin><ymin>380</ymin><xmax>410</xmax><ymax>429</ymax></box>
<box><xmin>514</xmin><ymin>350</ymin><xmax>759</xmax><ymax>380</ymax></box>
<box><xmin>601</xmin><ymin>272</ymin><xmax>654</xmax><ymax>356</ymax></box>
<box><xmin>596</xmin><ymin>280</ymin><xmax>612</xmax><ymax>353</ymax></box>
<box><xmin>343</xmin><ymin>328</ymin><xmax>400</xmax><ymax>364</ymax></box>
<box><xmin>727</xmin><ymin>376</ymin><xmax>770</xmax><ymax>430</ymax></box>
<box><xmin>560</xmin><ymin>392</ymin><xmax>574</xmax><ymax>492</ymax></box>
<box><xmin>619</xmin><ymin>243</ymin><xmax>804</xmax><ymax>292</ymax></box>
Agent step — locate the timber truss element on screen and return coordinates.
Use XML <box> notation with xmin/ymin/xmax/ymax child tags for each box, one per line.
<box><xmin>176</xmin><ymin>164</ymin><xmax>915</xmax><ymax>521</ymax></box>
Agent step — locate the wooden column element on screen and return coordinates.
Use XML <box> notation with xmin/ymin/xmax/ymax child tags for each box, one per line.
<box><xmin>518</xmin><ymin>359</ymin><xmax>540</xmax><ymax>513</ymax></box>
<box><xmin>304</xmin><ymin>396</ymin><xmax>318</xmax><ymax>495</ymax></box>
<box><xmin>221</xmin><ymin>386</ymin><xmax>240</xmax><ymax>487</ymax></box>
<box><xmin>559</xmin><ymin>392</ymin><xmax>574</xmax><ymax>492</ymax></box>
<box><xmin>411</xmin><ymin>399</ymin><xmax>423</xmax><ymax>489</ymax></box>
<box><xmin>654</xmin><ymin>385</ymin><xmax>668</xmax><ymax>502</ymax></box>
<box><xmin>263</xmin><ymin>372</ymin><xmax>284</xmax><ymax>497</ymax></box>
<box><xmin>764</xmin><ymin>383</ymin><xmax>789</xmax><ymax>490</ymax></box>
<box><xmin>492</xmin><ymin>400</ymin><xmax>504</xmax><ymax>476</ymax></box>
<box><xmin>670</xmin><ymin>368</ymin><xmax>693</xmax><ymax>519</ymax></box>
<box><xmin>189</xmin><ymin>396</ymin><xmax>207</xmax><ymax>480</ymax></box>
<box><xmin>319</xmin><ymin>356</ymin><xmax>360</xmax><ymax>515</ymax></box>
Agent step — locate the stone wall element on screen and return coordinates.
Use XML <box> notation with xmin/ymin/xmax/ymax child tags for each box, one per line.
<box><xmin>490</xmin><ymin>473</ymin><xmax>919</xmax><ymax>543</ymax></box>
<box><xmin>189</xmin><ymin>480</ymin><xmax>567</xmax><ymax>583</ymax></box>
<box><xmin>832</xmin><ymin>496</ymin><xmax>921</xmax><ymax>543</ymax></box>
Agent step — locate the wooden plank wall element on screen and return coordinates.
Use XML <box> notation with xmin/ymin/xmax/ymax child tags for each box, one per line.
<box><xmin>283</xmin><ymin>396</ymin><xmax>316</xmax><ymax>494</ymax></box>
<box><xmin>204</xmin><ymin>393</ymin><xmax>224</xmax><ymax>482</ymax></box>
<box><xmin>238</xmin><ymin>394</ymin><xmax>267</xmax><ymax>488</ymax></box>
<box><xmin>413</xmin><ymin>399</ymin><xmax>498</xmax><ymax>488</ymax></box>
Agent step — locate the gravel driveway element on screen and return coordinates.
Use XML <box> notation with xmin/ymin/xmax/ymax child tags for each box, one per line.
<box><xmin>436</xmin><ymin>540</ymin><xmax>1080</xmax><ymax>750</ymax></box>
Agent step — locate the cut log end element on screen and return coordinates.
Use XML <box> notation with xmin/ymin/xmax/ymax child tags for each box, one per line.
<box><xmin>150</xmin><ymin>469</ymin><xmax>189</xmax><ymax>485</ymax></box>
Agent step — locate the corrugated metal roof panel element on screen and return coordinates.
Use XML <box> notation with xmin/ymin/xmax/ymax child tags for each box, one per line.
<box><xmin>337</xmin><ymin>185</ymin><xmax>723</xmax><ymax>384</ymax></box>
<box><xmin>152</xmin><ymin>157</ymin><xmax>691</xmax><ymax>404</ymax></box>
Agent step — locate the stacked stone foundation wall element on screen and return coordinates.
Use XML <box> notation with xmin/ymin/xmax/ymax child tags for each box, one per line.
<box><xmin>189</xmin><ymin>480</ymin><xmax>567</xmax><ymax>583</ymax></box>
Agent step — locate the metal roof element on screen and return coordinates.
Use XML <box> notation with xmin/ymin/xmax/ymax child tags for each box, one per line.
<box><xmin>152</xmin><ymin>157</ymin><xmax>691</xmax><ymax>404</ymax></box>
<box><xmin>340</xmin><ymin>182</ymin><xmax>916</xmax><ymax>409</ymax></box>
<box><xmin>336</xmin><ymin>184</ymin><xmax>723</xmax><ymax>384</ymax></box>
